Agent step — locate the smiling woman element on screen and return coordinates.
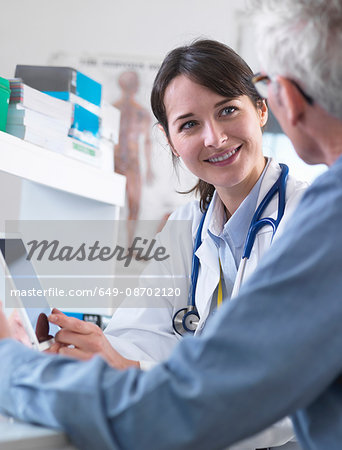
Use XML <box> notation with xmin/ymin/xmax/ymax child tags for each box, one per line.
<box><xmin>163</xmin><ymin>76</ymin><xmax>267</xmax><ymax>214</ymax></box>
<box><xmin>151</xmin><ymin>39</ymin><xmax>269</xmax><ymax>212</ymax></box>
<box><xmin>46</xmin><ymin>39</ymin><xmax>307</xmax><ymax>450</ymax></box>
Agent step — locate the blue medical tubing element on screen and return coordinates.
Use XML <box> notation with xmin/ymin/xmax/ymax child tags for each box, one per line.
<box><xmin>242</xmin><ymin>163</ymin><xmax>289</xmax><ymax>259</ymax></box>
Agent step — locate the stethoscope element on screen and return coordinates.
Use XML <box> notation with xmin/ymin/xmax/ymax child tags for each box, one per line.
<box><xmin>172</xmin><ymin>163</ymin><xmax>289</xmax><ymax>336</ymax></box>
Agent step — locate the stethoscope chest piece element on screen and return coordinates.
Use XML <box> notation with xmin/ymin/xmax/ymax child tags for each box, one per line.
<box><xmin>172</xmin><ymin>306</ymin><xmax>200</xmax><ymax>336</ymax></box>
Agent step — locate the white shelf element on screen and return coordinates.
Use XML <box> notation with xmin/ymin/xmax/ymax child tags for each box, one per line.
<box><xmin>0</xmin><ymin>131</ymin><xmax>126</xmax><ymax>206</ymax></box>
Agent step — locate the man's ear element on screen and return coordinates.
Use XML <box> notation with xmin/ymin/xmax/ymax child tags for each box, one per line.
<box><xmin>157</xmin><ymin>124</ymin><xmax>179</xmax><ymax>157</ymax></box>
<box><xmin>276</xmin><ymin>76</ymin><xmax>306</xmax><ymax>126</ymax></box>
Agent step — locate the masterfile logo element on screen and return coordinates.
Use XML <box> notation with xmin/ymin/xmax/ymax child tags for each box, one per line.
<box><xmin>26</xmin><ymin>238</ymin><xmax>170</xmax><ymax>267</ymax></box>
<box><xmin>3</xmin><ymin>219</ymin><xmax>191</xmax><ymax>309</ymax></box>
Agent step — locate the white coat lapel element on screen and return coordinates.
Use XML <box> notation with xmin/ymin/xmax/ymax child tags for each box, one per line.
<box><xmin>191</xmin><ymin>194</ymin><xmax>222</xmax><ymax>326</ymax></box>
<box><xmin>194</xmin><ymin>237</ymin><xmax>220</xmax><ymax>324</ymax></box>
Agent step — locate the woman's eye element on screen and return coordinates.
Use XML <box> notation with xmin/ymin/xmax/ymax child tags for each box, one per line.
<box><xmin>220</xmin><ymin>106</ymin><xmax>237</xmax><ymax>116</ymax></box>
<box><xmin>180</xmin><ymin>120</ymin><xmax>197</xmax><ymax>131</ymax></box>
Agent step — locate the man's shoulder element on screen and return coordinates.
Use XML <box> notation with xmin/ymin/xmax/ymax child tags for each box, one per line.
<box><xmin>289</xmin><ymin>163</ymin><xmax>342</xmax><ymax>230</ymax></box>
<box><xmin>305</xmin><ymin>162</ymin><xmax>341</xmax><ymax>198</ymax></box>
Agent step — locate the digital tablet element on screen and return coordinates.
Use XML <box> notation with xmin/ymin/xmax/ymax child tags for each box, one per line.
<box><xmin>0</xmin><ymin>237</ymin><xmax>59</xmax><ymax>351</ymax></box>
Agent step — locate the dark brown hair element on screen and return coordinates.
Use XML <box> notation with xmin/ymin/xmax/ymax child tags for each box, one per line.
<box><xmin>150</xmin><ymin>39</ymin><xmax>264</xmax><ymax>211</ymax></box>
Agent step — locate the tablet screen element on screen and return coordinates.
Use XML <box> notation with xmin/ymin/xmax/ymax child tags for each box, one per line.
<box><xmin>0</xmin><ymin>238</ymin><xmax>59</xmax><ymax>338</ymax></box>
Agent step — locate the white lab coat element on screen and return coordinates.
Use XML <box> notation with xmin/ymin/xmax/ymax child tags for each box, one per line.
<box><xmin>105</xmin><ymin>159</ymin><xmax>307</xmax><ymax>450</ymax></box>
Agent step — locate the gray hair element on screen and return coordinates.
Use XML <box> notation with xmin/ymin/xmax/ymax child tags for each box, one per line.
<box><xmin>249</xmin><ymin>0</ymin><xmax>342</xmax><ymax>119</ymax></box>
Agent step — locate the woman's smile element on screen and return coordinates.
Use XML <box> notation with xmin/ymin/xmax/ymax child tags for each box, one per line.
<box><xmin>206</xmin><ymin>145</ymin><xmax>242</xmax><ymax>165</ymax></box>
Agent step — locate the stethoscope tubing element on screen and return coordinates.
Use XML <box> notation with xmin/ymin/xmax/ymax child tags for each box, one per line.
<box><xmin>243</xmin><ymin>163</ymin><xmax>288</xmax><ymax>259</ymax></box>
<box><xmin>172</xmin><ymin>164</ymin><xmax>289</xmax><ymax>336</ymax></box>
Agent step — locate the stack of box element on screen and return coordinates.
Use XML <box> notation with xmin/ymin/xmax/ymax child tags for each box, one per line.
<box><xmin>0</xmin><ymin>77</ymin><xmax>11</xmax><ymax>132</ymax></box>
<box><xmin>15</xmin><ymin>65</ymin><xmax>120</xmax><ymax>171</ymax></box>
<box><xmin>7</xmin><ymin>79</ymin><xmax>73</xmax><ymax>152</ymax></box>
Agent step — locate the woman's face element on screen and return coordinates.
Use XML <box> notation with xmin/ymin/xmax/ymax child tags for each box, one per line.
<box><xmin>163</xmin><ymin>75</ymin><xmax>267</xmax><ymax>202</ymax></box>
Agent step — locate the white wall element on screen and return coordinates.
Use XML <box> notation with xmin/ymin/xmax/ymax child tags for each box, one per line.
<box><xmin>0</xmin><ymin>0</ymin><xmax>246</xmax><ymax>78</ymax></box>
<box><xmin>0</xmin><ymin>0</ymin><xmax>248</xmax><ymax>228</ymax></box>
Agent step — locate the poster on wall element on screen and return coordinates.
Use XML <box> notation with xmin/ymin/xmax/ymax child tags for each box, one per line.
<box><xmin>49</xmin><ymin>52</ymin><xmax>197</xmax><ymax>239</ymax></box>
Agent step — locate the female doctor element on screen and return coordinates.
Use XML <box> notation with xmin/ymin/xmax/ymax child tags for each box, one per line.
<box><xmin>49</xmin><ymin>40</ymin><xmax>306</xmax><ymax>450</ymax></box>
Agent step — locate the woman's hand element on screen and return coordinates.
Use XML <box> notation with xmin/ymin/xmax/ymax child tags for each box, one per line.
<box><xmin>0</xmin><ymin>301</ymin><xmax>11</xmax><ymax>340</ymax></box>
<box><xmin>7</xmin><ymin>310</ymin><xmax>54</xmax><ymax>348</ymax></box>
<box><xmin>49</xmin><ymin>309</ymin><xmax>140</xmax><ymax>370</ymax></box>
<box><xmin>7</xmin><ymin>309</ymin><xmax>32</xmax><ymax>346</ymax></box>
